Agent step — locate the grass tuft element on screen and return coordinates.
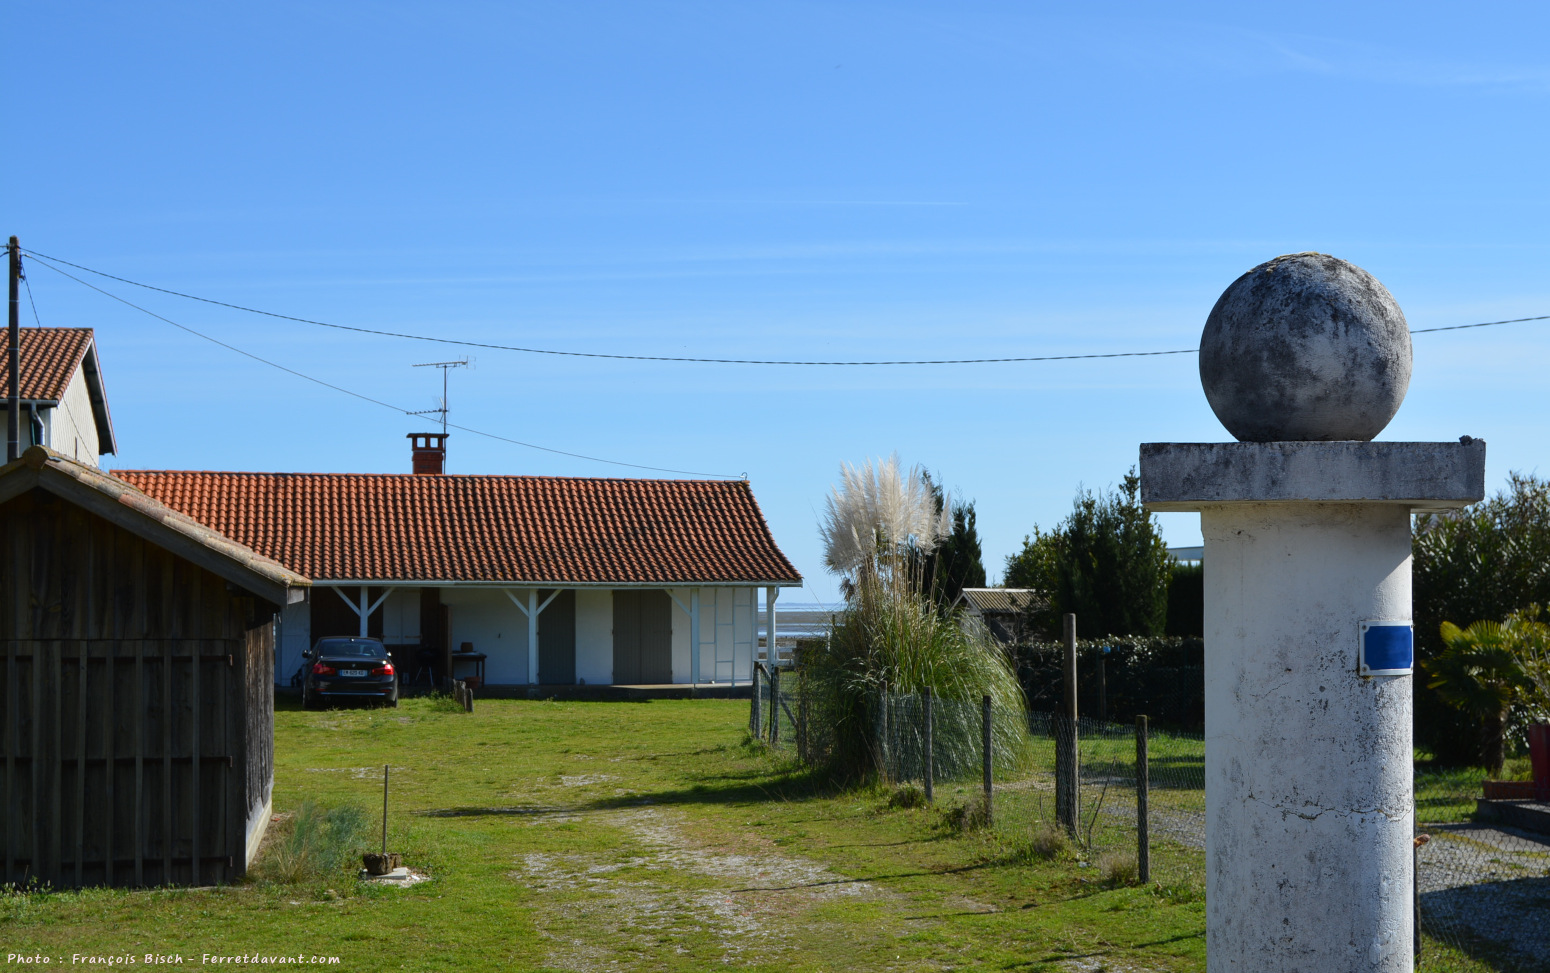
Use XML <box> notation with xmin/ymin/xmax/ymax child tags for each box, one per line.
<box><xmin>256</xmin><ymin>800</ymin><xmax>372</xmax><ymax>886</ymax></box>
<box><xmin>887</xmin><ymin>783</ymin><xmax>927</xmax><ymax>809</ymax></box>
<box><xmin>1001</xmin><ymin>820</ymin><xmax>1071</xmax><ymax>863</ymax></box>
<box><xmin>1100</xmin><ymin>853</ymin><xmax>1139</xmax><ymax>887</ymax></box>
<box><xmin>939</xmin><ymin>793</ymin><xmax>990</xmax><ymax>833</ymax></box>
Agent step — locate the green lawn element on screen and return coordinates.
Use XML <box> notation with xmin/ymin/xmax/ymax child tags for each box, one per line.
<box><xmin>0</xmin><ymin>697</ymin><xmax>1513</xmax><ymax>971</ymax></box>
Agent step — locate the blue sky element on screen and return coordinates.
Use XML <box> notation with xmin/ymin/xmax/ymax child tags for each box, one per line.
<box><xmin>13</xmin><ymin>2</ymin><xmax>1550</xmax><ymax>603</ymax></box>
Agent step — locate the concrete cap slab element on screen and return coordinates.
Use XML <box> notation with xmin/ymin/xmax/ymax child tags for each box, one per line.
<box><xmin>1139</xmin><ymin>440</ymin><xmax>1485</xmax><ymax>512</ymax></box>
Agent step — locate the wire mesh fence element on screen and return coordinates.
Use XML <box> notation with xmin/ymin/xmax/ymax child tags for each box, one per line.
<box><xmin>1413</xmin><ymin>768</ymin><xmax>1550</xmax><ymax>970</ymax></box>
<box><xmin>752</xmin><ymin>666</ymin><xmax>1550</xmax><ymax>969</ymax></box>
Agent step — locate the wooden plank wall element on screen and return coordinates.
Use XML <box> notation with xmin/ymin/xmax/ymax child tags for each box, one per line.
<box><xmin>0</xmin><ymin>488</ymin><xmax>276</xmax><ymax>888</ymax></box>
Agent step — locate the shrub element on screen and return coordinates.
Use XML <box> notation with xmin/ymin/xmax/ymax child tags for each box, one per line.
<box><xmin>887</xmin><ymin>784</ymin><xmax>927</xmax><ymax>809</ymax></box>
<box><xmin>1003</xmin><ymin>469</ymin><xmax>1172</xmax><ymax>639</ymax></box>
<box><xmin>1100</xmin><ymin>853</ymin><xmax>1139</xmax><ymax>887</ymax></box>
<box><xmin>812</xmin><ymin>454</ymin><xmax>1032</xmax><ymax>781</ymax></box>
<box><xmin>801</xmin><ymin>588</ymin><xmax>1032</xmax><ymax>781</ymax></box>
<box><xmin>1414</xmin><ymin>473</ymin><xmax>1550</xmax><ymax>764</ymax></box>
<box><xmin>257</xmin><ymin>801</ymin><xmax>371</xmax><ymax>885</ymax></box>
<box><xmin>939</xmin><ymin>793</ymin><xmax>990</xmax><ymax>833</ymax></box>
<box><xmin>1004</xmin><ymin>820</ymin><xmax>1069</xmax><ymax>863</ymax></box>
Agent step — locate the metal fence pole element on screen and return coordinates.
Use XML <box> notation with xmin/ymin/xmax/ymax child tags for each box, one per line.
<box><xmin>1136</xmin><ymin>714</ymin><xmax>1150</xmax><ymax>883</ymax></box>
<box><xmin>1056</xmin><ymin>613</ymin><xmax>1080</xmax><ymax>835</ymax></box>
<box><xmin>769</xmin><ymin>666</ymin><xmax>781</xmax><ymax>746</ymax></box>
<box><xmin>923</xmin><ymin>686</ymin><xmax>934</xmax><ymax>803</ymax></box>
<box><xmin>1097</xmin><ymin>651</ymin><xmax>1107</xmax><ymax>723</ymax></box>
<box><xmin>982</xmin><ymin>694</ymin><xmax>993</xmax><ymax>825</ymax></box>
<box><xmin>750</xmin><ymin>665</ymin><xmax>762</xmax><ymax>738</ymax></box>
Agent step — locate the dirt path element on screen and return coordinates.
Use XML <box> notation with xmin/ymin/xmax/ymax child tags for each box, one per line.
<box><xmin>510</xmin><ymin>802</ymin><xmax>883</xmax><ymax>970</ymax></box>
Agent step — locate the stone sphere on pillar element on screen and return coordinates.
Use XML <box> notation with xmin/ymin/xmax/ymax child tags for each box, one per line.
<box><xmin>1199</xmin><ymin>253</ymin><xmax>1412</xmax><ymax>442</ymax></box>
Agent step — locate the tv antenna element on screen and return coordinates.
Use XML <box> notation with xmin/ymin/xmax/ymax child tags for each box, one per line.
<box><xmin>410</xmin><ymin>357</ymin><xmax>472</xmax><ymax>435</ymax></box>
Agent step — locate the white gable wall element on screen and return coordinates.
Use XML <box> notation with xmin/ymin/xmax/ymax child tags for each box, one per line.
<box><xmin>52</xmin><ymin>368</ymin><xmax>101</xmax><ymax>466</ymax></box>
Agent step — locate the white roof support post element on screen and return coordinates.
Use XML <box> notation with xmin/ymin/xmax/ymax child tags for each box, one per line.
<box><xmin>765</xmin><ymin>585</ymin><xmax>778</xmax><ymax>672</ymax></box>
<box><xmin>505</xmin><ymin>588</ymin><xmax>561</xmax><ymax>686</ymax></box>
<box><xmin>528</xmin><ymin>590</ymin><xmax>539</xmax><ymax>685</ymax></box>
<box><xmin>332</xmin><ymin>584</ymin><xmax>394</xmax><ymax>638</ymax></box>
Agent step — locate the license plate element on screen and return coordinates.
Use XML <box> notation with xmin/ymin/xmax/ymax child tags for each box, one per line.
<box><xmin>340</xmin><ymin>669</ymin><xmax>368</xmax><ymax>677</ymax></box>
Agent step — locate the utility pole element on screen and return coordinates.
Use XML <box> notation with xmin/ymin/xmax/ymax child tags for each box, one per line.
<box><xmin>8</xmin><ymin>236</ymin><xmax>20</xmax><ymax>463</ymax></box>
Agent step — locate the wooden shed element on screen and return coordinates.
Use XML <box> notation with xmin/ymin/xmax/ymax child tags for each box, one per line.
<box><xmin>0</xmin><ymin>446</ymin><xmax>309</xmax><ymax>888</ymax></box>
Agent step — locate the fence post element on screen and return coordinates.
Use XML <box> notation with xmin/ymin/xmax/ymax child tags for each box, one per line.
<box><xmin>982</xmin><ymin>694</ymin><xmax>993</xmax><ymax>825</ymax></box>
<box><xmin>1097</xmin><ymin>649</ymin><xmax>1107</xmax><ymax>723</ymax></box>
<box><xmin>750</xmin><ymin>665</ymin><xmax>762</xmax><ymax>738</ymax></box>
<box><xmin>797</xmin><ymin>668</ymin><xmax>809</xmax><ymax>762</ymax></box>
<box><xmin>1056</xmin><ymin>613</ymin><xmax>1080</xmax><ymax>835</ymax></box>
<box><xmin>1136</xmin><ymin>714</ymin><xmax>1150</xmax><ymax>883</ymax></box>
<box><xmin>878</xmin><ymin>688</ymin><xmax>891</xmax><ymax>782</ymax></box>
<box><xmin>769</xmin><ymin>666</ymin><xmax>781</xmax><ymax>746</ymax></box>
<box><xmin>923</xmin><ymin>686</ymin><xmax>934</xmax><ymax>803</ymax></box>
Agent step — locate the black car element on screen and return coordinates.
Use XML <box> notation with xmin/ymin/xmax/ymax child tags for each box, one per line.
<box><xmin>301</xmin><ymin>637</ymin><xmax>399</xmax><ymax>709</ymax></box>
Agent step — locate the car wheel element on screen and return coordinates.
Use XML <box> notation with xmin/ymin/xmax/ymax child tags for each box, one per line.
<box><xmin>302</xmin><ymin>685</ymin><xmax>315</xmax><ymax>711</ymax></box>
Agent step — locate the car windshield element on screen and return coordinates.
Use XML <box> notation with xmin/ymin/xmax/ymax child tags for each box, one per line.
<box><xmin>315</xmin><ymin>639</ymin><xmax>387</xmax><ymax>658</ymax></box>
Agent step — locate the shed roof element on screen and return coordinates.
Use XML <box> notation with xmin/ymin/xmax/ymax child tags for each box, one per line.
<box><xmin>956</xmin><ymin>588</ymin><xmax>1048</xmax><ymax>615</ymax></box>
<box><xmin>0</xmin><ymin>328</ymin><xmax>117</xmax><ymax>454</ymax></box>
<box><xmin>115</xmin><ymin>470</ymin><xmax>804</xmax><ymax>587</ymax></box>
<box><xmin>0</xmin><ymin>447</ymin><xmax>309</xmax><ymax>607</ymax></box>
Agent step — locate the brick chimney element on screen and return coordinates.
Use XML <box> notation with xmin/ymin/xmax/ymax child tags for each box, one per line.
<box><xmin>408</xmin><ymin>433</ymin><xmax>447</xmax><ymax>475</ymax></box>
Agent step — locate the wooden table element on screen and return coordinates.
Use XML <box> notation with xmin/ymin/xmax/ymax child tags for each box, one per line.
<box><xmin>450</xmin><ymin>651</ymin><xmax>487</xmax><ymax>684</ymax></box>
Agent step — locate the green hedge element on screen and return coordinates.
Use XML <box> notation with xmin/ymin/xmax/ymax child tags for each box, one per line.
<box><xmin>1011</xmin><ymin>636</ymin><xmax>1203</xmax><ymax>731</ymax></box>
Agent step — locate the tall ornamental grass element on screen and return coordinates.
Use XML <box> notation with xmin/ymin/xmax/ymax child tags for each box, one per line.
<box><xmin>808</xmin><ymin>456</ymin><xmax>1031</xmax><ymax>780</ymax></box>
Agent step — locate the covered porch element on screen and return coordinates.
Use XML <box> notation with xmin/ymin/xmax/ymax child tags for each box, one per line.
<box><xmin>278</xmin><ymin>582</ymin><xmax>796</xmax><ymax>689</ymax></box>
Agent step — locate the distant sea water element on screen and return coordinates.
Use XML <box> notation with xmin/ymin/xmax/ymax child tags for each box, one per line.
<box><xmin>761</xmin><ymin>601</ymin><xmax>843</xmax><ymax>640</ymax></box>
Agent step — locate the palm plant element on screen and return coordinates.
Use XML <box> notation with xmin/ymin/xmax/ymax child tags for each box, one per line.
<box><xmin>1425</xmin><ymin>610</ymin><xmax>1545</xmax><ymax>774</ymax></box>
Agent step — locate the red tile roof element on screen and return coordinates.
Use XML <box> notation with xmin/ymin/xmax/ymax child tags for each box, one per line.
<box><xmin>1</xmin><ymin>328</ymin><xmax>95</xmax><ymax>401</ymax></box>
<box><xmin>113</xmin><ymin>470</ymin><xmax>804</xmax><ymax>586</ymax></box>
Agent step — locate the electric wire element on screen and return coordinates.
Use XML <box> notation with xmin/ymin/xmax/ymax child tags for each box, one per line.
<box><xmin>23</xmin><ymin>271</ymin><xmax>43</xmax><ymax>328</ymax></box>
<box><xmin>12</xmin><ymin>248</ymin><xmax>1192</xmax><ymax>364</ymax></box>
<box><xmin>21</xmin><ymin>248</ymin><xmax>1548</xmax><ymax>365</ymax></box>
<box><xmin>23</xmin><ymin>254</ymin><xmax>742</xmax><ymax>479</ymax></box>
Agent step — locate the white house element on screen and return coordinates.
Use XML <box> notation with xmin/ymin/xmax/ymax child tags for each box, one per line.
<box><xmin>119</xmin><ymin>434</ymin><xmax>803</xmax><ymax>688</ymax></box>
<box><xmin>0</xmin><ymin>328</ymin><xmax>117</xmax><ymax>466</ymax></box>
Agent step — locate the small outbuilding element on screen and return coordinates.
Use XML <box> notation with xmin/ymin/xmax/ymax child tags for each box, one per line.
<box><xmin>0</xmin><ymin>446</ymin><xmax>309</xmax><ymax>888</ymax></box>
<box><xmin>952</xmin><ymin>588</ymin><xmax>1047</xmax><ymax>645</ymax></box>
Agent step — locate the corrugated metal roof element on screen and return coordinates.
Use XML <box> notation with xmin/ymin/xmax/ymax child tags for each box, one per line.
<box><xmin>959</xmin><ymin>588</ymin><xmax>1048</xmax><ymax>614</ymax></box>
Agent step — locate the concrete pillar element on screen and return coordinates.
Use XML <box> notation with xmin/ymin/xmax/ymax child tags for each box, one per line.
<box><xmin>1147</xmin><ymin>443</ymin><xmax>1482</xmax><ymax>971</ymax></box>
<box><xmin>1140</xmin><ymin>254</ymin><xmax>1486</xmax><ymax>971</ymax></box>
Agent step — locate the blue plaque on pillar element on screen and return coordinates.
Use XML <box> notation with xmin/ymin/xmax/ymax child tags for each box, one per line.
<box><xmin>1359</xmin><ymin>620</ymin><xmax>1413</xmax><ymax>677</ymax></box>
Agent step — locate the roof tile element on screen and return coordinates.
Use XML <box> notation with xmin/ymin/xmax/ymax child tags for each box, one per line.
<box><xmin>114</xmin><ymin>470</ymin><xmax>804</xmax><ymax>586</ymax></box>
<box><xmin>1</xmin><ymin>328</ymin><xmax>95</xmax><ymax>402</ymax></box>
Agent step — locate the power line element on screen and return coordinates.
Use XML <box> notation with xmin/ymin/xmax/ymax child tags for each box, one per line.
<box><xmin>22</xmin><ymin>247</ymin><xmax>1550</xmax><ymax>365</ymax></box>
<box><xmin>18</xmin><ymin>248</ymin><xmax>1199</xmax><ymax>364</ymax></box>
<box><xmin>21</xmin><ymin>247</ymin><xmax>1550</xmax><ymax>364</ymax></box>
<box><xmin>23</xmin><ymin>254</ymin><xmax>742</xmax><ymax>479</ymax></box>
